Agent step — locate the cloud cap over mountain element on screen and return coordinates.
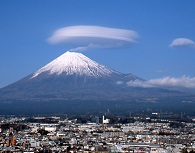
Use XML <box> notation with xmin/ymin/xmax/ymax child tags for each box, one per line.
<box><xmin>47</xmin><ymin>25</ymin><xmax>138</xmax><ymax>51</ymax></box>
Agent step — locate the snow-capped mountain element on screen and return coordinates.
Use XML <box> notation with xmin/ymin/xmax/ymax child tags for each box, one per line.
<box><xmin>0</xmin><ymin>50</ymin><xmax>183</xmax><ymax>103</ymax></box>
<box><xmin>0</xmin><ymin>51</ymin><xmax>144</xmax><ymax>101</ymax></box>
<box><xmin>0</xmin><ymin>51</ymin><xmax>189</xmax><ymax>114</ymax></box>
<box><xmin>31</xmin><ymin>51</ymin><xmax>119</xmax><ymax>78</ymax></box>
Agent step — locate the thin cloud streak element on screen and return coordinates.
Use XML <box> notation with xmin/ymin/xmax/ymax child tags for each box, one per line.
<box><xmin>169</xmin><ymin>38</ymin><xmax>195</xmax><ymax>48</ymax></box>
<box><xmin>47</xmin><ymin>25</ymin><xmax>138</xmax><ymax>51</ymax></box>
<box><xmin>127</xmin><ymin>76</ymin><xmax>195</xmax><ymax>89</ymax></box>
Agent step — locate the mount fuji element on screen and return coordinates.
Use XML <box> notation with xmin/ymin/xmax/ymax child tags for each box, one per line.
<box><xmin>0</xmin><ymin>51</ymin><xmax>146</xmax><ymax>101</ymax></box>
<box><xmin>0</xmin><ymin>51</ymin><xmax>191</xmax><ymax>115</ymax></box>
<box><xmin>31</xmin><ymin>51</ymin><xmax>121</xmax><ymax>78</ymax></box>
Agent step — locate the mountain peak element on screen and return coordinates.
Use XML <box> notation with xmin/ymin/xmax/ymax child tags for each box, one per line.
<box><xmin>31</xmin><ymin>51</ymin><xmax>119</xmax><ymax>78</ymax></box>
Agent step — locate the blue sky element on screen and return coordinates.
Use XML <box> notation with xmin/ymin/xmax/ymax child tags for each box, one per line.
<box><xmin>1</xmin><ymin>0</ymin><xmax>195</xmax><ymax>88</ymax></box>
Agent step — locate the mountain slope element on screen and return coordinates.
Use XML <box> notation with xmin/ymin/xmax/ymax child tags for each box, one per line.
<box><xmin>0</xmin><ymin>51</ymin><xmax>144</xmax><ymax>101</ymax></box>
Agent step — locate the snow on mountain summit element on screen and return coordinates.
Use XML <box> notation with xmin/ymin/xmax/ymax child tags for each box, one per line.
<box><xmin>31</xmin><ymin>51</ymin><xmax>119</xmax><ymax>78</ymax></box>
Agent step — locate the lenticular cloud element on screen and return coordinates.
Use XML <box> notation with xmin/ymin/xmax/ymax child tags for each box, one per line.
<box><xmin>169</xmin><ymin>38</ymin><xmax>195</xmax><ymax>48</ymax></box>
<box><xmin>47</xmin><ymin>25</ymin><xmax>138</xmax><ymax>51</ymax></box>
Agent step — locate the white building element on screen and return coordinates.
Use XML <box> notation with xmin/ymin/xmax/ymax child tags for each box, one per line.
<box><xmin>103</xmin><ymin>116</ymin><xmax>110</xmax><ymax>124</ymax></box>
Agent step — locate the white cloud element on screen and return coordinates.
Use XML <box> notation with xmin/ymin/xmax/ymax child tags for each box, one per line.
<box><xmin>127</xmin><ymin>80</ymin><xmax>153</xmax><ymax>88</ymax></box>
<box><xmin>127</xmin><ymin>76</ymin><xmax>195</xmax><ymax>89</ymax></box>
<box><xmin>169</xmin><ymin>38</ymin><xmax>195</xmax><ymax>48</ymax></box>
<box><xmin>47</xmin><ymin>25</ymin><xmax>138</xmax><ymax>51</ymax></box>
<box><xmin>116</xmin><ymin>81</ymin><xmax>124</xmax><ymax>85</ymax></box>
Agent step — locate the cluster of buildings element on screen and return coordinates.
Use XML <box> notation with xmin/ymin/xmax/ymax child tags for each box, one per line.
<box><xmin>0</xmin><ymin>115</ymin><xmax>195</xmax><ymax>152</ymax></box>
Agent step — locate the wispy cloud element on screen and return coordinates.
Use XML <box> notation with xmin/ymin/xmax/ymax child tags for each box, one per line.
<box><xmin>127</xmin><ymin>76</ymin><xmax>195</xmax><ymax>89</ymax></box>
<box><xmin>116</xmin><ymin>81</ymin><xmax>124</xmax><ymax>85</ymax></box>
<box><xmin>169</xmin><ymin>38</ymin><xmax>195</xmax><ymax>48</ymax></box>
<box><xmin>47</xmin><ymin>25</ymin><xmax>138</xmax><ymax>51</ymax></box>
<box><xmin>127</xmin><ymin>80</ymin><xmax>153</xmax><ymax>88</ymax></box>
